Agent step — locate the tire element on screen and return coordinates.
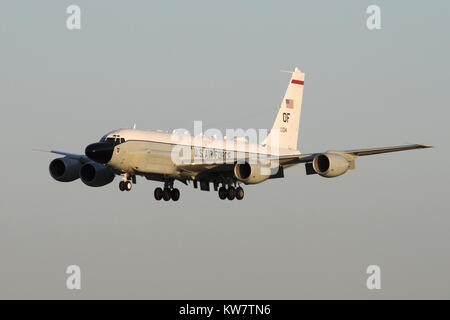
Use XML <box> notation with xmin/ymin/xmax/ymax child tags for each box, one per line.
<box><xmin>125</xmin><ymin>181</ymin><xmax>132</xmax><ymax>191</ymax></box>
<box><xmin>235</xmin><ymin>187</ymin><xmax>244</xmax><ymax>200</ymax></box>
<box><xmin>154</xmin><ymin>187</ymin><xmax>163</xmax><ymax>200</ymax></box>
<box><xmin>171</xmin><ymin>188</ymin><xmax>180</xmax><ymax>201</ymax></box>
<box><xmin>119</xmin><ymin>181</ymin><xmax>125</xmax><ymax>191</ymax></box>
<box><xmin>218</xmin><ymin>187</ymin><xmax>227</xmax><ymax>200</ymax></box>
<box><xmin>163</xmin><ymin>188</ymin><xmax>171</xmax><ymax>201</ymax></box>
<box><xmin>227</xmin><ymin>186</ymin><xmax>236</xmax><ymax>200</ymax></box>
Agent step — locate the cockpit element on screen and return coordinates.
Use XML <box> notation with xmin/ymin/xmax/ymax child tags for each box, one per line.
<box><xmin>99</xmin><ymin>134</ymin><xmax>125</xmax><ymax>146</ymax></box>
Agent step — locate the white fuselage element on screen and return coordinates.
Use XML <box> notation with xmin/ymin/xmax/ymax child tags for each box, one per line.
<box><xmin>103</xmin><ymin>129</ymin><xmax>299</xmax><ymax>180</ymax></box>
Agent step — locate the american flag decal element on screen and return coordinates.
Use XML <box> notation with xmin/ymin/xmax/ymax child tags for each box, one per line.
<box><xmin>286</xmin><ymin>99</ymin><xmax>294</xmax><ymax>109</ymax></box>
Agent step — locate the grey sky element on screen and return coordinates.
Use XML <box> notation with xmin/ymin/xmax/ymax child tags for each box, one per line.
<box><xmin>0</xmin><ymin>0</ymin><xmax>448</xmax><ymax>298</ymax></box>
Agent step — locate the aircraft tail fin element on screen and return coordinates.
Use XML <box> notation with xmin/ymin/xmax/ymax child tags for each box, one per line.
<box><xmin>264</xmin><ymin>67</ymin><xmax>305</xmax><ymax>151</ymax></box>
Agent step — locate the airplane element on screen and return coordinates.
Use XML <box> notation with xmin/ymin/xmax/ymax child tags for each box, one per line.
<box><xmin>39</xmin><ymin>67</ymin><xmax>431</xmax><ymax>201</ymax></box>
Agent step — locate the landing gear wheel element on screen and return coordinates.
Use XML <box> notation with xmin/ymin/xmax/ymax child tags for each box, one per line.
<box><xmin>218</xmin><ymin>187</ymin><xmax>227</xmax><ymax>200</ymax></box>
<box><xmin>235</xmin><ymin>187</ymin><xmax>244</xmax><ymax>200</ymax></box>
<box><xmin>227</xmin><ymin>186</ymin><xmax>236</xmax><ymax>200</ymax></box>
<box><xmin>119</xmin><ymin>181</ymin><xmax>125</xmax><ymax>191</ymax></box>
<box><xmin>125</xmin><ymin>181</ymin><xmax>132</xmax><ymax>191</ymax></box>
<box><xmin>163</xmin><ymin>188</ymin><xmax>171</xmax><ymax>201</ymax></box>
<box><xmin>154</xmin><ymin>187</ymin><xmax>163</xmax><ymax>200</ymax></box>
<box><xmin>171</xmin><ymin>188</ymin><xmax>180</xmax><ymax>201</ymax></box>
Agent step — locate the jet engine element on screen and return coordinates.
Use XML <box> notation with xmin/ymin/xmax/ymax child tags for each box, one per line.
<box><xmin>234</xmin><ymin>162</ymin><xmax>273</xmax><ymax>184</ymax></box>
<box><xmin>80</xmin><ymin>162</ymin><xmax>115</xmax><ymax>187</ymax></box>
<box><xmin>49</xmin><ymin>157</ymin><xmax>81</xmax><ymax>182</ymax></box>
<box><xmin>312</xmin><ymin>153</ymin><xmax>350</xmax><ymax>178</ymax></box>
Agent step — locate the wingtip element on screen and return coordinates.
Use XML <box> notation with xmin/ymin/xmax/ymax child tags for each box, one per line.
<box><xmin>418</xmin><ymin>144</ymin><xmax>433</xmax><ymax>148</ymax></box>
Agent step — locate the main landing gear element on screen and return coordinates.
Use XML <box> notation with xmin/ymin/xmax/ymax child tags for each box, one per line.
<box><xmin>154</xmin><ymin>181</ymin><xmax>180</xmax><ymax>201</ymax></box>
<box><xmin>218</xmin><ymin>185</ymin><xmax>244</xmax><ymax>200</ymax></box>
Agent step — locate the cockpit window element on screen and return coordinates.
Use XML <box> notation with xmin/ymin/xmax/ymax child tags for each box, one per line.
<box><xmin>104</xmin><ymin>137</ymin><xmax>122</xmax><ymax>146</ymax></box>
<box><xmin>99</xmin><ymin>135</ymin><xmax>125</xmax><ymax>145</ymax></box>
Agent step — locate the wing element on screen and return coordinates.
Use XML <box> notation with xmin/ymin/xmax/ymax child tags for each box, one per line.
<box><xmin>176</xmin><ymin>144</ymin><xmax>433</xmax><ymax>177</ymax></box>
<box><xmin>33</xmin><ymin>149</ymin><xmax>91</xmax><ymax>163</ymax></box>
<box><xmin>339</xmin><ymin>144</ymin><xmax>433</xmax><ymax>156</ymax></box>
<box><xmin>278</xmin><ymin>143</ymin><xmax>433</xmax><ymax>167</ymax></box>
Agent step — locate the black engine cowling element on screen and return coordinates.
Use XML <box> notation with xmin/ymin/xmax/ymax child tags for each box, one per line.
<box><xmin>79</xmin><ymin>162</ymin><xmax>115</xmax><ymax>187</ymax></box>
<box><xmin>49</xmin><ymin>157</ymin><xmax>81</xmax><ymax>182</ymax></box>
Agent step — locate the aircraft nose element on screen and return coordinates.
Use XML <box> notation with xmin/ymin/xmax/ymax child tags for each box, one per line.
<box><xmin>85</xmin><ymin>142</ymin><xmax>114</xmax><ymax>164</ymax></box>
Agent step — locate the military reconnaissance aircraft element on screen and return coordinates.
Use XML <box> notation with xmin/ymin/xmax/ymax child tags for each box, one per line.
<box><xmin>40</xmin><ymin>68</ymin><xmax>431</xmax><ymax>201</ymax></box>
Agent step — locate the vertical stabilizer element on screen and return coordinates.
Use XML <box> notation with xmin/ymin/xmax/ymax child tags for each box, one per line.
<box><xmin>265</xmin><ymin>67</ymin><xmax>305</xmax><ymax>151</ymax></box>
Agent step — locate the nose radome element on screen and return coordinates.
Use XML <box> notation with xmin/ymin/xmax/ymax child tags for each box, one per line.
<box><xmin>85</xmin><ymin>142</ymin><xmax>114</xmax><ymax>164</ymax></box>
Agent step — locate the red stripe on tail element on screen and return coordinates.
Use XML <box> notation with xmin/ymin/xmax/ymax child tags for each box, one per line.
<box><xmin>291</xmin><ymin>79</ymin><xmax>304</xmax><ymax>85</ymax></box>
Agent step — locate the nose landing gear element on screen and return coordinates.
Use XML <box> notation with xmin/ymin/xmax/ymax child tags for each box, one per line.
<box><xmin>119</xmin><ymin>176</ymin><xmax>133</xmax><ymax>191</ymax></box>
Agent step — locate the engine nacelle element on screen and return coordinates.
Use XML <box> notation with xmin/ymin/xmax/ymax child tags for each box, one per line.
<box><xmin>80</xmin><ymin>162</ymin><xmax>115</xmax><ymax>187</ymax></box>
<box><xmin>234</xmin><ymin>162</ymin><xmax>272</xmax><ymax>184</ymax></box>
<box><xmin>312</xmin><ymin>153</ymin><xmax>350</xmax><ymax>178</ymax></box>
<box><xmin>49</xmin><ymin>157</ymin><xmax>81</xmax><ymax>182</ymax></box>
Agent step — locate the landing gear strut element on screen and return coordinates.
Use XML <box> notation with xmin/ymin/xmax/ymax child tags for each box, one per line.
<box><xmin>154</xmin><ymin>181</ymin><xmax>180</xmax><ymax>201</ymax></box>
